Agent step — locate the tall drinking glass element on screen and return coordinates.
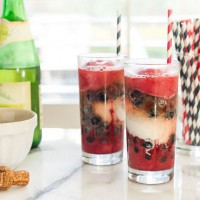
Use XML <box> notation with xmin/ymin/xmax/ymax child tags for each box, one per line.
<box><xmin>78</xmin><ymin>53</ymin><xmax>125</xmax><ymax>165</ymax></box>
<box><xmin>125</xmin><ymin>59</ymin><xmax>178</xmax><ymax>184</ymax></box>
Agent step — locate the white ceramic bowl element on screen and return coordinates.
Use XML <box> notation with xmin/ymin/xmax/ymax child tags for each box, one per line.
<box><xmin>0</xmin><ymin>108</ymin><xmax>37</xmax><ymax>168</ymax></box>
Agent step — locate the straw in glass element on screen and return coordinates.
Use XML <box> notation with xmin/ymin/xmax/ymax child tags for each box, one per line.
<box><xmin>117</xmin><ymin>11</ymin><xmax>121</xmax><ymax>56</ymax></box>
<box><xmin>167</xmin><ymin>9</ymin><xmax>173</xmax><ymax>64</ymax></box>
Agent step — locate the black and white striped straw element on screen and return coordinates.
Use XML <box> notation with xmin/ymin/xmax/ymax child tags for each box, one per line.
<box><xmin>117</xmin><ymin>11</ymin><xmax>121</xmax><ymax>56</ymax></box>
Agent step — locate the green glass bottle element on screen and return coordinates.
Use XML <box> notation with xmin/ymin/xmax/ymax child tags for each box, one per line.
<box><xmin>0</xmin><ymin>0</ymin><xmax>42</xmax><ymax>148</ymax></box>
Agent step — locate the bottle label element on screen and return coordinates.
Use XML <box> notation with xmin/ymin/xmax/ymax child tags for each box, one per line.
<box><xmin>0</xmin><ymin>82</ymin><xmax>31</xmax><ymax>109</ymax></box>
<box><xmin>0</xmin><ymin>19</ymin><xmax>32</xmax><ymax>46</ymax></box>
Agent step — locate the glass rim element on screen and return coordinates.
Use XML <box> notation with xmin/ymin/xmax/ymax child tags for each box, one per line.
<box><xmin>124</xmin><ymin>58</ymin><xmax>178</xmax><ymax>66</ymax></box>
<box><xmin>78</xmin><ymin>53</ymin><xmax>125</xmax><ymax>60</ymax></box>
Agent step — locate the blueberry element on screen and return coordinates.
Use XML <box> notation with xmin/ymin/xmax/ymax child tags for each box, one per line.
<box><xmin>165</xmin><ymin>109</ymin><xmax>176</xmax><ymax>119</ymax></box>
<box><xmin>161</xmin><ymin>156</ymin><xmax>167</xmax><ymax>163</ymax></box>
<box><xmin>145</xmin><ymin>153</ymin><xmax>151</xmax><ymax>160</ymax></box>
<box><xmin>169</xmin><ymin>134</ymin><xmax>175</xmax><ymax>144</ymax></box>
<box><xmin>86</xmin><ymin>91</ymin><xmax>96</xmax><ymax>102</ymax></box>
<box><xmin>129</xmin><ymin>90</ymin><xmax>141</xmax><ymax>99</ymax></box>
<box><xmin>96</xmin><ymin>90</ymin><xmax>107</xmax><ymax>102</ymax></box>
<box><xmin>81</xmin><ymin>114</ymin><xmax>90</xmax><ymax>123</ymax></box>
<box><xmin>143</xmin><ymin>141</ymin><xmax>154</xmax><ymax>149</ymax></box>
<box><xmin>96</xmin><ymin>127</ymin><xmax>103</xmax><ymax>136</ymax></box>
<box><xmin>82</xmin><ymin>106</ymin><xmax>92</xmax><ymax>115</ymax></box>
<box><xmin>129</xmin><ymin>90</ymin><xmax>144</xmax><ymax>109</ymax></box>
<box><xmin>95</xmin><ymin>122</ymin><xmax>109</xmax><ymax>135</ymax></box>
<box><xmin>148</xmin><ymin>107</ymin><xmax>158</xmax><ymax>118</ymax></box>
<box><xmin>133</xmin><ymin>137</ymin><xmax>139</xmax><ymax>144</ymax></box>
<box><xmin>114</xmin><ymin>125</ymin><xmax>120</xmax><ymax>134</ymax></box>
<box><xmin>161</xmin><ymin>144</ymin><xmax>168</xmax><ymax>150</ymax></box>
<box><xmin>134</xmin><ymin>101</ymin><xmax>144</xmax><ymax>109</ymax></box>
<box><xmin>134</xmin><ymin>147</ymin><xmax>140</xmax><ymax>153</ymax></box>
<box><xmin>90</xmin><ymin>116</ymin><xmax>102</xmax><ymax>126</ymax></box>
<box><xmin>86</xmin><ymin>136</ymin><xmax>95</xmax><ymax>143</ymax></box>
<box><xmin>82</xmin><ymin>126</ymin><xmax>92</xmax><ymax>134</ymax></box>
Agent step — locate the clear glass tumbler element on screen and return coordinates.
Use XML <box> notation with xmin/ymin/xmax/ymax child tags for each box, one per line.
<box><xmin>78</xmin><ymin>53</ymin><xmax>125</xmax><ymax>165</ymax></box>
<box><xmin>125</xmin><ymin>59</ymin><xmax>178</xmax><ymax>184</ymax></box>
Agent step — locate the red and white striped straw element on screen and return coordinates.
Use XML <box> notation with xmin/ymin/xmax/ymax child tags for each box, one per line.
<box><xmin>167</xmin><ymin>9</ymin><xmax>173</xmax><ymax>64</ymax></box>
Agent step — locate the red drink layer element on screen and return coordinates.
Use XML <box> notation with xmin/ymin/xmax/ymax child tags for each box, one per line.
<box><xmin>79</xmin><ymin>63</ymin><xmax>124</xmax><ymax>154</ymax></box>
<box><xmin>125</xmin><ymin>68</ymin><xmax>178</xmax><ymax>171</ymax></box>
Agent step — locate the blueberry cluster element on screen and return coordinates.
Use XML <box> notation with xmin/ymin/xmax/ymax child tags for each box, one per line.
<box><xmin>129</xmin><ymin>90</ymin><xmax>144</xmax><ymax>108</ymax></box>
<box><xmin>129</xmin><ymin>133</ymin><xmax>175</xmax><ymax>162</ymax></box>
<box><xmin>127</xmin><ymin>89</ymin><xmax>177</xmax><ymax>120</ymax></box>
<box><xmin>86</xmin><ymin>84</ymin><xmax>124</xmax><ymax>103</ymax></box>
<box><xmin>80</xmin><ymin>83</ymin><xmax>124</xmax><ymax>143</ymax></box>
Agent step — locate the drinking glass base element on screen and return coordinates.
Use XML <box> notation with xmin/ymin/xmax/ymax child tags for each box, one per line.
<box><xmin>128</xmin><ymin>167</ymin><xmax>174</xmax><ymax>184</ymax></box>
<box><xmin>176</xmin><ymin>139</ymin><xmax>200</xmax><ymax>157</ymax></box>
<box><xmin>82</xmin><ymin>150</ymin><xmax>123</xmax><ymax>166</ymax></box>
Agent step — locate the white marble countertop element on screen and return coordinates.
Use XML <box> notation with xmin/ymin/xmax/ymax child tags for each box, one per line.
<box><xmin>0</xmin><ymin>128</ymin><xmax>200</xmax><ymax>200</ymax></box>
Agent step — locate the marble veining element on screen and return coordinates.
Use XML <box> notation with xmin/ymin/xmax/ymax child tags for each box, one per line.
<box><xmin>0</xmin><ymin>128</ymin><xmax>200</xmax><ymax>200</ymax></box>
<box><xmin>27</xmin><ymin>165</ymin><xmax>83</xmax><ymax>200</ymax></box>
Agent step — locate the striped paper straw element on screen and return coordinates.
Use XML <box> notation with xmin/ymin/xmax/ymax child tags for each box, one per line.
<box><xmin>193</xmin><ymin>19</ymin><xmax>200</xmax><ymax>145</ymax></box>
<box><xmin>184</xmin><ymin>20</ymin><xmax>200</xmax><ymax>145</ymax></box>
<box><xmin>117</xmin><ymin>11</ymin><xmax>121</xmax><ymax>56</ymax></box>
<box><xmin>198</xmin><ymin>19</ymin><xmax>200</xmax><ymax>94</ymax></box>
<box><xmin>185</xmin><ymin>20</ymin><xmax>195</xmax><ymax>117</ymax></box>
<box><xmin>196</xmin><ymin>57</ymin><xmax>200</xmax><ymax>142</ymax></box>
<box><xmin>185</xmin><ymin>20</ymin><xmax>194</xmax><ymax>53</ymax></box>
<box><xmin>173</xmin><ymin>22</ymin><xmax>190</xmax><ymax>144</ymax></box>
<box><xmin>167</xmin><ymin>9</ymin><xmax>173</xmax><ymax>63</ymax></box>
<box><xmin>181</xmin><ymin>21</ymin><xmax>197</xmax><ymax>144</ymax></box>
<box><xmin>173</xmin><ymin>18</ymin><xmax>200</xmax><ymax>145</ymax></box>
<box><xmin>172</xmin><ymin>22</ymin><xmax>182</xmax><ymax>56</ymax></box>
<box><xmin>194</xmin><ymin>19</ymin><xmax>200</xmax><ymax>55</ymax></box>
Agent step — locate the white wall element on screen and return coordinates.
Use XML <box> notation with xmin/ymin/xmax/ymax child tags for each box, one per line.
<box><xmin>42</xmin><ymin>104</ymin><xmax>80</xmax><ymax>129</ymax></box>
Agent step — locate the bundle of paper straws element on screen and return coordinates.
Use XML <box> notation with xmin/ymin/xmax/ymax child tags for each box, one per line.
<box><xmin>172</xmin><ymin>18</ymin><xmax>200</xmax><ymax>146</ymax></box>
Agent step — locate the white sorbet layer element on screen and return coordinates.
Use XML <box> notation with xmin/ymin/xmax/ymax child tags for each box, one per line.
<box><xmin>125</xmin><ymin>100</ymin><xmax>176</xmax><ymax>143</ymax></box>
<box><xmin>93</xmin><ymin>98</ymin><xmax>125</xmax><ymax>123</ymax></box>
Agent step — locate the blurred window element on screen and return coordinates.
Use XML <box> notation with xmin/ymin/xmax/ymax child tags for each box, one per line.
<box><xmin>0</xmin><ymin>0</ymin><xmax>199</xmax><ymax>104</ymax></box>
